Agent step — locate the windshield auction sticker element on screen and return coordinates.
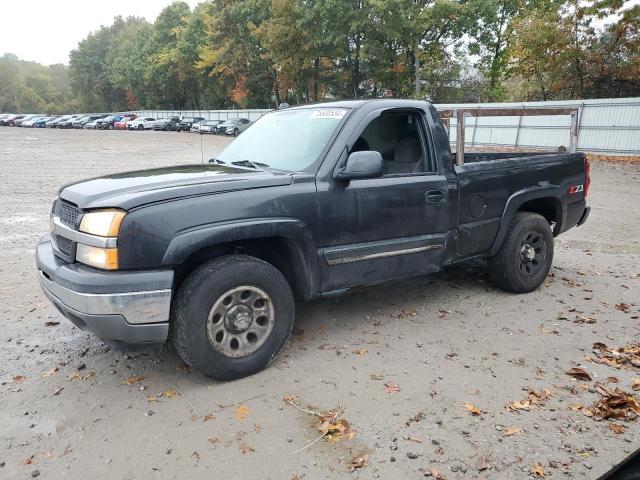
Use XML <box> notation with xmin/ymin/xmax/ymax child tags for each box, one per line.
<box><xmin>310</xmin><ymin>109</ymin><xmax>347</xmax><ymax>119</ymax></box>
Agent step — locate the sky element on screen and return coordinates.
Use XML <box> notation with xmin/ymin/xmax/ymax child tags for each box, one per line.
<box><xmin>0</xmin><ymin>0</ymin><xmax>202</xmax><ymax>66</ymax></box>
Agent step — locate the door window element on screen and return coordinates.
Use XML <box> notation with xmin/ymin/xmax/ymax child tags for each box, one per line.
<box><xmin>351</xmin><ymin>111</ymin><xmax>430</xmax><ymax>175</ymax></box>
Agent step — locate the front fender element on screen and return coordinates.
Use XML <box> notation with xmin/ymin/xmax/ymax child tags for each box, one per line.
<box><xmin>162</xmin><ymin>217</ymin><xmax>320</xmax><ymax>298</ymax></box>
<box><xmin>489</xmin><ymin>185</ymin><xmax>566</xmax><ymax>256</ymax></box>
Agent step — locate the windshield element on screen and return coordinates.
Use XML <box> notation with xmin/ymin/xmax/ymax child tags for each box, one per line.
<box><xmin>217</xmin><ymin>108</ymin><xmax>347</xmax><ymax>172</ymax></box>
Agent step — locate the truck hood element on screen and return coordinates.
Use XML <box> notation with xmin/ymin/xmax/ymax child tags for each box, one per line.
<box><xmin>59</xmin><ymin>164</ymin><xmax>292</xmax><ymax>210</ymax></box>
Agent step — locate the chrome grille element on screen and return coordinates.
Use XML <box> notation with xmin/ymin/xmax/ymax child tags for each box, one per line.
<box><xmin>54</xmin><ymin>200</ymin><xmax>80</xmax><ymax>227</ymax></box>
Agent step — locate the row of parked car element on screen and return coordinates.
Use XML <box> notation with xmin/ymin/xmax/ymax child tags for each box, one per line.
<box><xmin>0</xmin><ymin>113</ymin><xmax>253</xmax><ymax>136</ymax></box>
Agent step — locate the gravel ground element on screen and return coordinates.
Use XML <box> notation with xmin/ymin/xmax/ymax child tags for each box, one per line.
<box><xmin>0</xmin><ymin>127</ymin><xmax>639</xmax><ymax>480</ymax></box>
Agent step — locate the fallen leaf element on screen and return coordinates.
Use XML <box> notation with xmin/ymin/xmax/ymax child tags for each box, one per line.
<box><xmin>615</xmin><ymin>303</ymin><xmax>630</xmax><ymax>313</ymax></box>
<box><xmin>45</xmin><ymin>321</ymin><xmax>60</xmax><ymax>327</ymax></box>
<box><xmin>353</xmin><ymin>348</ymin><xmax>368</xmax><ymax>355</ymax></box>
<box><xmin>476</xmin><ymin>455</ymin><xmax>489</xmax><ymax>471</ymax></box>
<box><xmin>42</xmin><ymin>367</ymin><xmax>59</xmax><ymax>378</ymax></box>
<box><xmin>23</xmin><ymin>455</ymin><xmax>34</xmax><ymax>465</ymax></box>
<box><xmin>239</xmin><ymin>443</ymin><xmax>254</xmax><ymax>454</ymax></box>
<box><xmin>531</xmin><ymin>463</ymin><xmax>546</xmax><ymax>478</ymax></box>
<box><xmin>191</xmin><ymin>451</ymin><xmax>200</xmax><ymax>461</ymax></box>
<box><xmin>539</xmin><ymin>323</ymin><xmax>559</xmax><ymax>335</ymax></box>
<box><xmin>607</xmin><ymin>376</ymin><xmax>620</xmax><ymax>383</ymax></box>
<box><xmin>163</xmin><ymin>388</ymin><xmax>179</xmax><ymax>398</ymax></box>
<box><xmin>349</xmin><ymin>454</ymin><xmax>367</xmax><ymax>472</ymax></box>
<box><xmin>506</xmin><ymin>400</ymin><xmax>531</xmax><ymax>412</ymax></box>
<box><xmin>384</xmin><ymin>382</ymin><xmax>400</xmax><ymax>393</ymax></box>
<box><xmin>398</xmin><ymin>308</ymin><xmax>417</xmax><ymax>318</ymax></box>
<box><xmin>632</xmin><ymin>379</ymin><xmax>640</xmax><ymax>391</ymax></box>
<box><xmin>610</xmin><ymin>423</ymin><xmax>625</xmax><ymax>434</ymax></box>
<box><xmin>254</xmin><ymin>423</ymin><xmax>262</xmax><ymax>433</ymax></box>
<box><xmin>234</xmin><ymin>404</ymin><xmax>249</xmax><ymax>421</ymax></box>
<box><xmin>203</xmin><ymin>413</ymin><xmax>216</xmax><ymax>422</ymax></box>
<box><xmin>318</xmin><ymin>344</ymin><xmax>337</xmax><ymax>350</ymax></box>
<box><xmin>147</xmin><ymin>395</ymin><xmax>158</xmax><ymax>402</ymax></box>
<box><xmin>52</xmin><ymin>387</ymin><xmax>63</xmax><ymax>396</ymax></box>
<box><xmin>464</xmin><ymin>403</ymin><xmax>481</xmax><ymax>415</ymax></box>
<box><xmin>42</xmin><ymin>449</ymin><xmax>53</xmax><ymax>459</ymax></box>
<box><xmin>503</xmin><ymin>426</ymin><xmax>524</xmax><ymax>436</ymax></box>
<box><xmin>207</xmin><ymin>437</ymin><xmax>219</xmax><ymax>445</ymax></box>
<box><xmin>406</xmin><ymin>435</ymin><xmax>422</xmax><ymax>443</ymax></box>
<box><xmin>370</xmin><ymin>374</ymin><xmax>384</xmax><ymax>381</ymax></box>
<box><xmin>124</xmin><ymin>375</ymin><xmax>146</xmax><ymax>385</ymax></box>
<box><xmin>60</xmin><ymin>446</ymin><xmax>72</xmax><ymax>457</ymax></box>
<box><xmin>566</xmin><ymin>367</ymin><xmax>592</xmax><ymax>381</ymax></box>
<box><xmin>13</xmin><ymin>375</ymin><xmax>26</xmax><ymax>383</ymax></box>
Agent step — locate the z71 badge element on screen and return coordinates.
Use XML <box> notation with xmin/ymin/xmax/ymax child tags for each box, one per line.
<box><xmin>568</xmin><ymin>184</ymin><xmax>584</xmax><ymax>194</ymax></box>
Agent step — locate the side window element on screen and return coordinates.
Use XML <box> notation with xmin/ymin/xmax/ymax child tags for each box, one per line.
<box><xmin>351</xmin><ymin>111</ymin><xmax>430</xmax><ymax>175</ymax></box>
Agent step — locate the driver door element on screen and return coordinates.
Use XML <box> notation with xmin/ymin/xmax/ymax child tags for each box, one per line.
<box><xmin>315</xmin><ymin>108</ymin><xmax>452</xmax><ymax>292</ymax></box>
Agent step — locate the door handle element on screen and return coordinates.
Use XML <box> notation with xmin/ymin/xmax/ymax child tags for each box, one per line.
<box><xmin>426</xmin><ymin>190</ymin><xmax>447</xmax><ymax>204</ymax></box>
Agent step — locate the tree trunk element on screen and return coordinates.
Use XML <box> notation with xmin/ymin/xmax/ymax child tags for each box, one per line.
<box><xmin>414</xmin><ymin>38</ymin><xmax>421</xmax><ymax>97</ymax></box>
<box><xmin>313</xmin><ymin>57</ymin><xmax>320</xmax><ymax>102</ymax></box>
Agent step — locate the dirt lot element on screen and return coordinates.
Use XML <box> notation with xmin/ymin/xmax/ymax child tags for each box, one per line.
<box><xmin>0</xmin><ymin>127</ymin><xmax>639</xmax><ymax>480</ymax></box>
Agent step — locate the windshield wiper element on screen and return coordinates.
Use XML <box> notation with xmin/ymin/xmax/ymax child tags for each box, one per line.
<box><xmin>231</xmin><ymin>160</ymin><xmax>272</xmax><ymax>172</ymax></box>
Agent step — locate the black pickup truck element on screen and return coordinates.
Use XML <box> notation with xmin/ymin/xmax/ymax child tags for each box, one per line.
<box><xmin>36</xmin><ymin>100</ymin><xmax>590</xmax><ymax>380</ymax></box>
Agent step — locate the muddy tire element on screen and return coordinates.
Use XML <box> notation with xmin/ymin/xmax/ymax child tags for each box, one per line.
<box><xmin>172</xmin><ymin>255</ymin><xmax>294</xmax><ymax>380</ymax></box>
<box><xmin>489</xmin><ymin>212</ymin><xmax>554</xmax><ymax>293</ymax></box>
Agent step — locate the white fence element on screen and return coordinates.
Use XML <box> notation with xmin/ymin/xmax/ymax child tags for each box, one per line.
<box><xmin>129</xmin><ymin>97</ymin><xmax>640</xmax><ymax>155</ymax></box>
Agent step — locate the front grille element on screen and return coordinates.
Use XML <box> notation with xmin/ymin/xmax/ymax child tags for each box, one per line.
<box><xmin>53</xmin><ymin>234</ymin><xmax>73</xmax><ymax>257</ymax></box>
<box><xmin>54</xmin><ymin>200</ymin><xmax>81</xmax><ymax>227</ymax></box>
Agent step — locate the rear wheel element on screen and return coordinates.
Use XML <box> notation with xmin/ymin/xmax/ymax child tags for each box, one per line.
<box><xmin>138</xmin><ymin>124</ymin><xmax>144</xmax><ymax>130</ymax></box>
<box><xmin>489</xmin><ymin>212</ymin><xmax>554</xmax><ymax>293</ymax></box>
<box><xmin>172</xmin><ymin>255</ymin><xmax>295</xmax><ymax>380</ymax></box>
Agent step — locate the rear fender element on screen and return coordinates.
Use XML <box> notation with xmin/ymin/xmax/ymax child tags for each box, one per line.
<box><xmin>489</xmin><ymin>185</ymin><xmax>565</xmax><ymax>256</ymax></box>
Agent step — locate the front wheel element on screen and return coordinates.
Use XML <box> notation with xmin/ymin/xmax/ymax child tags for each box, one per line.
<box><xmin>172</xmin><ymin>255</ymin><xmax>295</xmax><ymax>380</ymax></box>
<box><xmin>489</xmin><ymin>212</ymin><xmax>554</xmax><ymax>293</ymax></box>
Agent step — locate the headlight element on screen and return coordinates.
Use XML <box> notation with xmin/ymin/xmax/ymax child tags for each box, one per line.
<box><xmin>76</xmin><ymin>244</ymin><xmax>119</xmax><ymax>270</ymax></box>
<box><xmin>79</xmin><ymin>209</ymin><xmax>126</xmax><ymax>237</ymax></box>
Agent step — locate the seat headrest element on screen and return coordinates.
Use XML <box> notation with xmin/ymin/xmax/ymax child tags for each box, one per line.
<box><xmin>394</xmin><ymin>138</ymin><xmax>422</xmax><ymax>163</ymax></box>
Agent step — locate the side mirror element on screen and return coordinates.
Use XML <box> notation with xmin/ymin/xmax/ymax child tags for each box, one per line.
<box><xmin>335</xmin><ymin>151</ymin><xmax>384</xmax><ymax>181</ymax></box>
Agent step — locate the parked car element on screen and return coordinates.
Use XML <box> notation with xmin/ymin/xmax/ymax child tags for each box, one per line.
<box><xmin>152</xmin><ymin>117</ymin><xmax>180</xmax><ymax>131</ymax></box>
<box><xmin>46</xmin><ymin>116</ymin><xmax>70</xmax><ymax>128</ymax></box>
<box><xmin>1</xmin><ymin>114</ymin><xmax>25</xmax><ymax>126</ymax></box>
<box><xmin>190</xmin><ymin>121</ymin><xmax>204</xmax><ymax>133</ymax></box>
<box><xmin>57</xmin><ymin>116</ymin><xmax>82</xmax><ymax>129</ymax></box>
<box><xmin>33</xmin><ymin>116</ymin><xmax>59</xmax><ymax>128</ymax></box>
<box><xmin>73</xmin><ymin>115</ymin><xmax>103</xmax><ymax>129</ymax></box>
<box><xmin>177</xmin><ymin>116</ymin><xmax>205</xmax><ymax>132</ymax></box>
<box><xmin>22</xmin><ymin>116</ymin><xmax>48</xmax><ymax>128</ymax></box>
<box><xmin>127</xmin><ymin>117</ymin><xmax>156</xmax><ymax>130</ymax></box>
<box><xmin>84</xmin><ymin>117</ymin><xmax>106</xmax><ymax>129</ymax></box>
<box><xmin>114</xmin><ymin>115</ymin><xmax>136</xmax><ymax>130</ymax></box>
<box><xmin>0</xmin><ymin>114</ymin><xmax>11</xmax><ymax>123</ymax></box>
<box><xmin>35</xmin><ymin>100</ymin><xmax>591</xmax><ymax>380</ymax></box>
<box><xmin>198</xmin><ymin>120</ymin><xmax>222</xmax><ymax>134</ymax></box>
<box><xmin>96</xmin><ymin>115</ymin><xmax>123</xmax><ymax>130</ymax></box>
<box><xmin>14</xmin><ymin>114</ymin><xmax>41</xmax><ymax>127</ymax></box>
<box><xmin>216</xmin><ymin>118</ymin><xmax>251</xmax><ymax>136</ymax></box>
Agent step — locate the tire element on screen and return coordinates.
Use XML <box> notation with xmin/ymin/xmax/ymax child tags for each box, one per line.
<box><xmin>138</xmin><ymin>124</ymin><xmax>144</xmax><ymax>130</ymax></box>
<box><xmin>172</xmin><ymin>255</ymin><xmax>295</xmax><ymax>380</ymax></box>
<box><xmin>108</xmin><ymin>124</ymin><xmax>114</xmax><ymax>130</ymax></box>
<box><xmin>489</xmin><ymin>212</ymin><xmax>554</xmax><ymax>293</ymax></box>
<box><xmin>234</xmin><ymin>128</ymin><xmax>239</xmax><ymax>136</ymax></box>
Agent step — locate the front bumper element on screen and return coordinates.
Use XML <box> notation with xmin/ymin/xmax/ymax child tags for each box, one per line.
<box><xmin>36</xmin><ymin>234</ymin><xmax>173</xmax><ymax>351</ymax></box>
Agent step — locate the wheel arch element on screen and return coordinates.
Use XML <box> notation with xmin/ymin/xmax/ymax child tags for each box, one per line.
<box><xmin>164</xmin><ymin>218</ymin><xmax>320</xmax><ymax>300</ymax></box>
<box><xmin>489</xmin><ymin>186</ymin><xmax>565</xmax><ymax>256</ymax></box>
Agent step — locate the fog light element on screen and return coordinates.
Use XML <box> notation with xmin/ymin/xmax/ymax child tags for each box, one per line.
<box><xmin>76</xmin><ymin>244</ymin><xmax>118</xmax><ymax>270</ymax></box>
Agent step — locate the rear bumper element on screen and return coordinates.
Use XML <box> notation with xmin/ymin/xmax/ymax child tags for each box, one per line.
<box><xmin>577</xmin><ymin>205</ymin><xmax>590</xmax><ymax>226</ymax></box>
<box><xmin>36</xmin><ymin>234</ymin><xmax>172</xmax><ymax>351</ymax></box>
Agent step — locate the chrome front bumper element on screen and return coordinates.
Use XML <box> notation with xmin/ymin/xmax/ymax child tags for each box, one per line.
<box><xmin>38</xmin><ymin>270</ymin><xmax>171</xmax><ymax>324</ymax></box>
<box><xmin>36</xmin><ymin>234</ymin><xmax>173</xmax><ymax>351</ymax></box>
